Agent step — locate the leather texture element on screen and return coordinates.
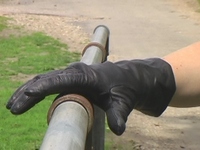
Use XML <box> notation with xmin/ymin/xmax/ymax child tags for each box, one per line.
<box><xmin>7</xmin><ymin>58</ymin><xmax>176</xmax><ymax>135</ymax></box>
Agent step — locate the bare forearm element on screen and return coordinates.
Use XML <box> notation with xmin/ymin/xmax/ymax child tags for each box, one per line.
<box><xmin>163</xmin><ymin>41</ymin><xmax>200</xmax><ymax>107</ymax></box>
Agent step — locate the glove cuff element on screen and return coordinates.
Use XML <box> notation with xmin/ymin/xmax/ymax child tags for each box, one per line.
<box><xmin>114</xmin><ymin>58</ymin><xmax>176</xmax><ymax>117</ymax></box>
<box><xmin>137</xmin><ymin>58</ymin><xmax>176</xmax><ymax>116</ymax></box>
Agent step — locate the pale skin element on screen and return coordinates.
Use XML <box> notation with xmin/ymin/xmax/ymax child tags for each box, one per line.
<box><xmin>163</xmin><ymin>41</ymin><xmax>200</xmax><ymax>107</ymax></box>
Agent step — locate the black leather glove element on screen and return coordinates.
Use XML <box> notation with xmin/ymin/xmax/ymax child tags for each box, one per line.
<box><xmin>6</xmin><ymin>58</ymin><xmax>176</xmax><ymax>135</ymax></box>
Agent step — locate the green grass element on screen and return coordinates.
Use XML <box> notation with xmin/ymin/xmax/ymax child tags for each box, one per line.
<box><xmin>0</xmin><ymin>32</ymin><xmax>80</xmax><ymax>76</ymax></box>
<box><xmin>0</xmin><ymin>16</ymin><xmax>9</xmax><ymax>31</ymax></box>
<box><xmin>0</xmin><ymin>16</ymin><xmax>81</xmax><ymax>150</ymax></box>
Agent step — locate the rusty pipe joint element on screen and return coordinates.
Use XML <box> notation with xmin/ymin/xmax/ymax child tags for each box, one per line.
<box><xmin>40</xmin><ymin>94</ymin><xmax>94</xmax><ymax>150</ymax></box>
<box><xmin>47</xmin><ymin>94</ymin><xmax>94</xmax><ymax>133</ymax></box>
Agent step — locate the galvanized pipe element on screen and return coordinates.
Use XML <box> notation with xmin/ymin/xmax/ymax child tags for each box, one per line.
<box><xmin>40</xmin><ymin>94</ymin><xmax>93</xmax><ymax>150</ymax></box>
<box><xmin>81</xmin><ymin>25</ymin><xmax>109</xmax><ymax>64</ymax></box>
<box><xmin>46</xmin><ymin>102</ymin><xmax>88</xmax><ymax>149</ymax></box>
<box><xmin>82</xmin><ymin>25</ymin><xmax>109</xmax><ymax>150</ymax></box>
<box><xmin>40</xmin><ymin>25</ymin><xmax>110</xmax><ymax>150</ymax></box>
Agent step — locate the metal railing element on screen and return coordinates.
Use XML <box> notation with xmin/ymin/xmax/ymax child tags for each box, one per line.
<box><xmin>40</xmin><ymin>25</ymin><xmax>110</xmax><ymax>150</ymax></box>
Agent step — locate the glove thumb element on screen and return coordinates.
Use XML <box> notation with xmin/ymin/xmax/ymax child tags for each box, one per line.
<box><xmin>106</xmin><ymin>107</ymin><xmax>126</xmax><ymax>135</ymax></box>
<box><xmin>105</xmin><ymin>86</ymin><xmax>134</xmax><ymax>135</ymax></box>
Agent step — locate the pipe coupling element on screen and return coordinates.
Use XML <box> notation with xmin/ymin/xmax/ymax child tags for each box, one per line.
<box><xmin>47</xmin><ymin>94</ymin><xmax>94</xmax><ymax>133</ymax></box>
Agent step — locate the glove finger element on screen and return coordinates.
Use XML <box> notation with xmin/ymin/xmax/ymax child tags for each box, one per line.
<box><xmin>6</xmin><ymin>70</ymin><xmax>63</xmax><ymax>110</ymax></box>
<box><xmin>6</xmin><ymin>77</ymin><xmax>45</xmax><ymax>114</ymax></box>
<box><xmin>6</xmin><ymin>79</ymin><xmax>38</xmax><ymax>109</ymax></box>
<box><xmin>24</xmin><ymin>68</ymin><xmax>85</xmax><ymax>97</ymax></box>
<box><xmin>106</xmin><ymin>86</ymin><xmax>135</xmax><ymax>135</ymax></box>
<box><xmin>10</xmin><ymin>94</ymin><xmax>45</xmax><ymax>114</ymax></box>
<box><xmin>106</xmin><ymin>107</ymin><xmax>126</xmax><ymax>136</ymax></box>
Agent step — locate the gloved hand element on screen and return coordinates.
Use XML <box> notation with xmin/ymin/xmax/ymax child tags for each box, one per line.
<box><xmin>6</xmin><ymin>58</ymin><xmax>176</xmax><ymax>135</ymax></box>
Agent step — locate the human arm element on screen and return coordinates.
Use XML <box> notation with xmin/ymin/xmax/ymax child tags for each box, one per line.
<box><xmin>163</xmin><ymin>41</ymin><xmax>200</xmax><ymax>107</ymax></box>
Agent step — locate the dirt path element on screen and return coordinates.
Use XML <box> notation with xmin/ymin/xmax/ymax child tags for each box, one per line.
<box><xmin>1</xmin><ymin>0</ymin><xmax>200</xmax><ymax>149</ymax></box>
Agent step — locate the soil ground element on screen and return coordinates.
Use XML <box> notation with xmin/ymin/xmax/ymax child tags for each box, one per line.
<box><xmin>1</xmin><ymin>0</ymin><xmax>200</xmax><ymax>149</ymax></box>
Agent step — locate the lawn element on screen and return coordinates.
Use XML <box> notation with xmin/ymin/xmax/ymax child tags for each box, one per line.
<box><xmin>0</xmin><ymin>16</ymin><xmax>80</xmax><ymax>150</ymax></box>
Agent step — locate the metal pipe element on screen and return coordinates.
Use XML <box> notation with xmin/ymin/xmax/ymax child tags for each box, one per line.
<box><xmin>40</xmin><ymin>94</ymin><xmax>93</xmax><ymax>150</ymax></box>
<box><xmin>40</xmin><ymin>25</ymin><xmax>110</xmax><ymax>150</ymax></box>
<box><xmin>81</xmin><ymin>25</ymin><xmax>109</xmax><ymax>64</ymax></box>
<box><xmin>47</xmin><ymin>102</ymin><xmax>88</xmax><ymax>149</ymax></box>
<box><xmin>82</xmin><ymin>25</ymin><xmax>109</xmax><ymax>150</ymax></box>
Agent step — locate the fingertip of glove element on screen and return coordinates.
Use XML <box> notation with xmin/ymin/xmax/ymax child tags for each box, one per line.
<box><xmin>10</xmin><ymin>109</ymin><xmax>20</xmax><ymax>115</ymax></box>
<box><xmin>110</xmin><ymin>119</ymin><xmax>126</xmax><ymax>136</ymax></box>
<box><xmin>6</xmin><ymin>102</ymin><xmax>12</xmax><ymax>109</ymax></box>
<box><xmin>9</xmin><ymin>104</ymin><xmax>23</xmax><ymax>115</ymax></box>
<box><xmin>106</xmin><ymin>110</ymin><xmax>126</xmax><ymax>136</ymax></box>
